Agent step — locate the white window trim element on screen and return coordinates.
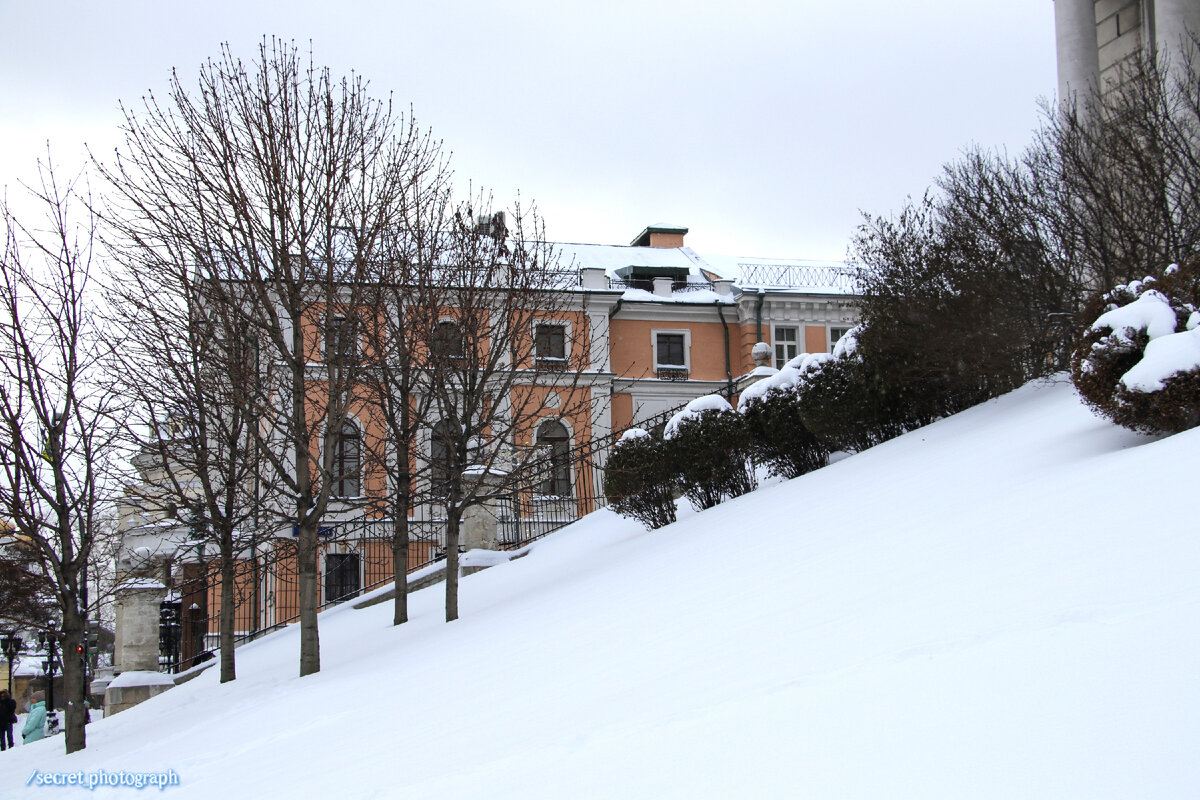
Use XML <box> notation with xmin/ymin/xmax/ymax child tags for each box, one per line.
<box><xmin>532</xmin><ymin>415</ymin><xmax>575</xmax><ymax>498</ymax></box>
<box><xmin>828</xmin><ymin>325</ymin><xmax>852</xmax><ymax>354</ymax></box>
<box><xmin>433</xmin><ymin>317</ymin><xmax>465</xmax><ymax>359</ymax></box>
<box><xmin>322</xmin><ymin>549</ymin><xmax>363</xmax><ymax>602</ymax></box>
<box><xmin>772</xmin><ymin>325</ymin><xmax>799</xmax><ymax>367</ymax></box>
<box><xmin>532</xmin><ymin>318</ymin><xmax>573</xmax><ymax>364</ymax></box>
<box><xmin>324</xmin><ymin>313</ymin><xmax>360</xmax><ymax>360</ymax></box>
<box><xmin>651</xmin><ymin>328</ymin><xmax>691</xmax><ymax>373</ymax></box>
<box><xmin>325</xmin><ymin>413</ymin><xmax>364</xmax><ymax>500</ymax></box>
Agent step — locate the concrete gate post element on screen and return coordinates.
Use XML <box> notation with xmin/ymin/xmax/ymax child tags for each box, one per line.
<box><xmin>106</xmin><ymin>580</ymin><xmax>176</xmax><ymax>715</ymax></box>
<box><xmin>460</xmin><ymin>468</ymin><xmax>510</xmax><ymax>576</ymax></box>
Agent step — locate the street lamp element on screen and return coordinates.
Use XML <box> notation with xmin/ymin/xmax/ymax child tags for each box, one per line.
<box><xmin>37</xmin><ymin>631</ymin><xmax>60</xmax><ymax>736</ymax></box>
<box><xmin>1</xmin><ymin>632</ymin><xmax>22</xmax><ymax>694</ymax></box>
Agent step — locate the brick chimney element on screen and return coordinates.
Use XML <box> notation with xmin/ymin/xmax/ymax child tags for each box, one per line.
<box><xmin>630</xmin><ymin>224</ymin><xmax>688</xmax><ymax>248</ymax></box>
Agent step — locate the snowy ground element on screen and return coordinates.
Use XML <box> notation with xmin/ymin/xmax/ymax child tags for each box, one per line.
<box><xmin>4</xmin><ymin>378</ymin><xmax>1197</xmax><ymax>798</ymax></box>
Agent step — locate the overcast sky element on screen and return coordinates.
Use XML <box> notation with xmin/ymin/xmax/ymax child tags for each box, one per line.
<box><xmin>0</xmin><ymin>1</ymin><xmax>1057</xmax><ymax>261</ymax></box>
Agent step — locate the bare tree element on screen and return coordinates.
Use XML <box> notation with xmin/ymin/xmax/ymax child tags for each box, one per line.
<box><xmin>102</xmin><ymin>225</ymin><xmax>266</xmax><ymax>684</ymax></box>
<box><xmin>0</xmin><ymin>544</ymin><xmax>56</xmax><ymax>631</ymax></box>
<box><xmin>357</xmin><ymin>154</ymin><xmax>450</xmax><ymax>627</ymax></box>
<box><xmin>1034</xmin><ymin>35</ymin><xmax>1200</xmax><ymax>292</ymax></box>
<box><xmin>421</xmin><ymin>200</ymin><xmax>603</xmax><ymax>623</ymax></box>
<box><xmin>99</xmin><ymin>39</ymin><xmax>426</xmax><ymax>676</ymax></box>
<box><xmin>849</xmin><ymin>36</ymin><xmax>1200</xmax><ymax>426</ymax></box>
<box><xmin>0</xmin><ymin>160</ymin><xmax>118</xmax><ymax>752</ymax></box>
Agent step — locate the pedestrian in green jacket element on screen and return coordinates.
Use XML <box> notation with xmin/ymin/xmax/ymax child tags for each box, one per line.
<box><xmin>21</xmin><ymin>693</ymin><xmax>46</xmax><ymax>744</ymax></box>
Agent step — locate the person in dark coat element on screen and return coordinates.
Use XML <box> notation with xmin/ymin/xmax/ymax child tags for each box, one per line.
<box><xmin>0</xmin><ymin>689</ymin><xmax>15</xmax><ymax>750</ymax></box>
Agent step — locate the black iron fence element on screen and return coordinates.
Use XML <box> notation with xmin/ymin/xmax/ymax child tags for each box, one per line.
<box><xmin>159</xmin><ymin>387</ymin><xmax>737</xmax><ymax>673</ymax></box>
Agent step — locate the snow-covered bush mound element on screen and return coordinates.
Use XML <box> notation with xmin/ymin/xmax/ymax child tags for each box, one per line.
<box><xmin>1071</xmin><ymin>264</ymin><xmax>1200</xmax><ymax>433</ymax></box>
<box><xmin>664</xmin><ymin>394</ymin><xmax>756</xmax><ymax>511</ymax></box>
<box><xmin>603</xmin><ymin>427</ymin><xmax>677</xmax><ymax>530</ymax></box>
<box><xmin>664</xmin><ymin>393</ymin><xmax>734</xmax><ymax>438</ymax></box>
<box><xmin>787</xmin><ymin>326</ymin><xmax>913</xmax><ymax>453</ymax></box>
<box><xmin>739</xmin><ymin>382</ymin><xmax>828</xmax><ymax>480</ymax></box>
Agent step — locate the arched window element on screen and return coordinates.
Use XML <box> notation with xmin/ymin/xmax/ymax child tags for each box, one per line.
<box><xmin>333</xmin><ymin>420</ymin><xmax>361</xmax><ymax>498</ymax></box>
<box><xmin>430</xmin><ymin>420</ymin><xmax>455</xmax><ymax>498</ymax></box>
<box><xmin>536</xmin><ymin>420</ymin><xmax>571</xmax><ymax>497</ymax></box>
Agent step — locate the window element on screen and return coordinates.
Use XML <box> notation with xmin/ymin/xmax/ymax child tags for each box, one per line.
<box><xmin>325</xmin><ymin>315</ymin><xmax>357</xmax><ymax>361</ymax></box>
<box><xmin>654</xmin><ymin>331</ymin><xmax>689</xmax><ymax>379</ymax></box>
<box><xmin>829</xmin><ymin>327</ymin><xmax>851</xmax><ymax>353</ymax></box>
<box><xmin>774</xmin><ymin>326</ymin><xmax>798</xmax><ymax>368</ymax></box>
<box><xmin>432</xmin><ymin>320</ymin><xmax>464</xmax><ymax>360</ymax></box>
<box><xmin>332</xmin><ymin>421</ymin><xmax>361</xmax><ymax>498</ymax></box>
<box><xmin>536</xmin><ymin>420</ymin><xmax>571</xmax><ymax>497</ymax></box>
<box><xmin>325</xmin><ymin>553</ymin><xmax>360</xmax><ymax>602</ymax></box>
<box><xmin>535</xmin><ymin>324</ymin><xmax>567</xmax><ymax>367</ymax></box>
<box><xmin>656</xmin><ymin>333</ymin><xmax>685</xmax><ymax>366</ymax></box>
<box><xmin>430</xmin><ymin>421</ymin><xmax>454</xmax><ymax>498</ymax></box>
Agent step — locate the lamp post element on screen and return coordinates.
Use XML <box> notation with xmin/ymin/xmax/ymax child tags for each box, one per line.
<box><xmin>37</xmin><ymin>631</ymin><xmax>60</xmax><ymax>736</ymax></box>
<box><xmin>1</xmin><ymin>633</ymin><xmax>22</xmax><ymax>695</ymax></box>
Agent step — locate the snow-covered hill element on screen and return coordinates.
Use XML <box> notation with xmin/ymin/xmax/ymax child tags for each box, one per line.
<box><xmin>6</xmin><ymin>379</ymin><xmax>1198</xmax><ymax>798</ymax></box>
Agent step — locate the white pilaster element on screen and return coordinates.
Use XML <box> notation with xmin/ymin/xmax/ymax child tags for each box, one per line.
<box><xmin>1155</xmin><ymin>0</ymin><xmax>1200</xmax><ymax>71</ymax></box>
<box><xmin>1055</xmin><ymin>0</ymin><xmax>1101</xmax><ymax>110</ymax></box>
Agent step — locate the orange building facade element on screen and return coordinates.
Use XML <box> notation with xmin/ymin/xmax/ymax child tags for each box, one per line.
<box><xmin>115</xmin><ymin>224</ymin><xmax>859</xmax><ymax>668</ymax></box>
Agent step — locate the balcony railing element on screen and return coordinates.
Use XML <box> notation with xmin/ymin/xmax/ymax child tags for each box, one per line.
<box><xmin>654</xmin><ymin>366</ymin><xmax>690</xmax><ymax>381</ymax></box>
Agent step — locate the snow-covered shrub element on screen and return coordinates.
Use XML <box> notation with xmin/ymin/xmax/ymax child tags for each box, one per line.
<box><xmin>739</xmin><ymin>384</ymin><xmax>828</xmax><ymax>480</ymax></box>
<box><xmin>603</xmin><ymin>428</ymin><xmax>678</xmax><ymax>530</ymax></box>
<box><xmin>664</xmin><ymin>395</ymin><xmax>757</xmax><ymax>511</ymax></box>
<box><xmin>792</xmin><ymin>330</ymin><xmax>912</xmax><ymax>453</ymax></box>
<box><xmin>1071</xmin><ymin>263</ymin><xmax>1200</xmax><ymax>433</ymax></box>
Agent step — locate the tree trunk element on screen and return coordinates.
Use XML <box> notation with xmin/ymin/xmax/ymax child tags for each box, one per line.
<box><xmin>444</xmin><ymin>509</ymin><xmax>461</xmax><ymax>623</ymax></box>
<box><xmin>219</xmin><ymin>531</ymin><xmax>236</xmax><ymax>683</ymax></box>
<box><xmin>391</xmin><ymin>492</ymin><xmax>409</xmax><ymax>626</ymax></box>
<box><xmin>60</xmin><ymin>601</ymin><xmax>86</xmax><ymax>754</ymax></box>
<box><xmin>297</xmin><ymin>519</ymin><xmax>321</xmax><ymax>676</ymax></box>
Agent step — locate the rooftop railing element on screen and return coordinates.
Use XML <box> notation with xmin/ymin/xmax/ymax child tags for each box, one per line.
<box><xmin>737</xmin><ymin>263</ymin><xmax>859</xmax><ymax>293</ymax></box>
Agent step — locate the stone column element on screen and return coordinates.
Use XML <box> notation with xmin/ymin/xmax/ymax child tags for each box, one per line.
<box><xmin>112</xmin><ymin>580</ymin><xmax>167</xmax><ymax>673</ymax></box>
<box><xmin>106</xmin><ymin>579</ymin><xmax>175</xmax><ymax>716</ymax></box>
<box><xmin>460</xmin><ymin>469</ymin><xmax>506</xmax><ymax>552</ymax></box>
<box><xmin>1055</xmin><ymin>0</ymin><xmax>1100</xmax><ymax>110</ymax></box>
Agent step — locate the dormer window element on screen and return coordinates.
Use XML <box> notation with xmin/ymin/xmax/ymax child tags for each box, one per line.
<box><xmin>615</xmin><ymin>265</ymin><xmax>690</xmax><ymax>294</ymax></box>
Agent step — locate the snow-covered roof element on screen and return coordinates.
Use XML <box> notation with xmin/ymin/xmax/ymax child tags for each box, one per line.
<box><xmin>550</xmin><ymin>241</ymin><xmax>857</xmax><ymax>297</ymax></box>
<box><xmin>554</xmin><ymin>242</ymin><xmax>715</xmax><ymax>276</ymax></box>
